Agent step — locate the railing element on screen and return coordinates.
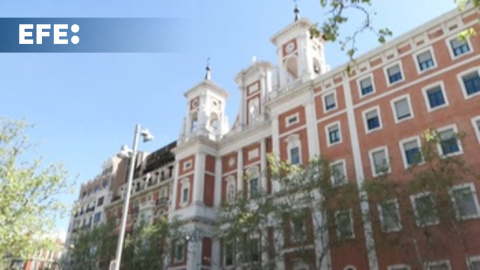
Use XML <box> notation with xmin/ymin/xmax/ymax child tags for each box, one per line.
<box><xmin>156</xmin><ymin>197</ymin><xmax>168</xmax><ymax>206</ymax></box>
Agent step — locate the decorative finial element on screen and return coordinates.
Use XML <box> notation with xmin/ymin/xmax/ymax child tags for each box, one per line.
<box><xmin>205</xmin><ymin>57</ymin><xmax>211</xmax><ymax>80</ymax></box>
<box><xmin>294</xmin><ymin>3</ymin><xmax>300</xmax><ymax>21</ymax></box>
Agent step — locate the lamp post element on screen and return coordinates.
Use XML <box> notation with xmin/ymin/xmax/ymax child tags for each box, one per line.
<box><xmin>111</xmin><ymin>124</ymin><xmax>154</xmax><ymax>270</ymax></box>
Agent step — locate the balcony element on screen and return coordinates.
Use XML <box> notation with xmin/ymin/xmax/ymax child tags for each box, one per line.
<box><xmin>86</xmin><ymin>206</ymin><xmax>95</xmax><ymax>213</ymax></box>
<box><xmin>156</xmin><ymin>197</ymin><xmax>168</xmax><ymax>207</ymax></box>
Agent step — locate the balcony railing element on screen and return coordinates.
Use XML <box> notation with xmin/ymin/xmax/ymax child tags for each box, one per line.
<box><xmin>156</xmin><ymin>197</ymin><xmax>168</xmax><ymax>206</ymax></box>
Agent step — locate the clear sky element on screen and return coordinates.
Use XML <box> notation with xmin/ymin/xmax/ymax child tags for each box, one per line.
<box><xmin>0</xmin><ymin>0</ymin><xmax>457</xmax><ymax>235</ymax></box>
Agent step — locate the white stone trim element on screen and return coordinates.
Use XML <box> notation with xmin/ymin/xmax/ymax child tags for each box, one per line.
<box><xmin>179</xmin><ymin>178</ymin><xmax>190</xmax><ymax>208</ymax></box>
<box><xmin>445</xmin><ymin>31</ymin><xmax>474</xmax><ymax>60</ymax></box>
<box><xmin>285</xmin><ymin>112</ymin><xmax>300</xmax><ymax>128</ymax></box>
<box><xmin>425</xmin><ymin>260</ymin><xmax>451</xmax><ymax>270</ymax></box>
<box><xmin>357</xmin><ymin>73</ymin><xmax>376</xmax><ymax>98</ymax></box>
<box><xmin>383</xmin><ymin>60</ymin><xmax>405</xmax><ymax>87</ymax></box>
<box><xmin>322</xmin><ymin>89</ymin><xmax>338</xmax><ymax>113</ymax></box>
<box><xmin>410</xmin><ymin>191</ymin><xmax>439</xmax><ymax>227</ymax></box>
<box><xmin>449</xmin><ymin>182</ymin><xmax>480</xmax><ymax>220</ymax></box>
<box><xmin>436</xmin><ymin>124</ymin><xmax>463</xmax><ymax>157</ymax></box>
<box><xmin>421</xmin><ymin>81</ymin><xmax>449</xmax><ymax>113</ymax></box>
<box><xmin>325</xmin><ymin>120</ymin><xmax>342</xmax><ymax>147</ymax></box>
<box><xmin>330</xmin><ymin>159</ymin><xmax>347</xmax><ymax>186</ymax></box>
<box><xmin>286</xmin><ymin>133</ymin><xmax>302</xmax><ymax>165</ymax></box>
<box><xmin>398</xmin><ymin>136</ymin><xmax>423</xmax><ymax>169</ymax></box>
<box><xmin>335</xmin><ymin>209</ymin><xmax>355</xmax><ymax>239</ymax></box>
<box><xmin>412</xmin><ymin>45</ymin><xmax>437</xmax><ymax>74</ymax></box>
<box><xmin>368</xmin><ymin>146</ymin><xmax>391</xmax><ymax>177</ymax></box>
<box><xmin>387</xmin><ymin>264</ymin><xmax>410</xmax><ymax>270</ymax></box>
<box><xmin>362</xmin><ymin>105</ymin><xmax>383</xmax><ymax>134</ymax></box>
<box><xmin>390</xmin><ymin>94</ymin><xmax>414</xmax><ymax>124</ymax></box>
<box><xmin>377</xmin><ymin>198</ymin><xmax>402</xmax><ymax>233</ymax></box>
<box><xmin>457</xmin><ymin>66</ymin><xmax>480</xmax><ymax>100</ymax></box>
<box><xmin>467</xmin><ymin>255</ymin><xmax>480</xmax><ymax>270</ymax></box>
<box><xmin>471</xmin><ymin>115</ymin><xmax>480</xmax><ymax>144</ymax></box>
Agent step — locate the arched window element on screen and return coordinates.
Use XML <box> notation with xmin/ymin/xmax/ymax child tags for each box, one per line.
<box><xmin>191</xmin><ymin>113</ymin><xmax>198</xmax><ymax>133</ymax></box>
<box><xmin>210</xmin><ymin>113</ymin><xmax>219</xmax><ymax>132</ymax></box>
<box><xmin>180</xmin><ymin>178</ymin><xmax>190</xmax><ymax>207</ymax></box>
<box><xmin>286</xmin><ymin>134</ymin><xmax>302</xmax><ymax>165</ymax></box>
<box><xmin>285</xmin><ymin>56</ymin><xmax>299</xmax><ymax>82</ymax></box>
<box><xmin>248</xmin><ymin>97</ymin><xmax>259</xmax><ymax>124</ymax></box>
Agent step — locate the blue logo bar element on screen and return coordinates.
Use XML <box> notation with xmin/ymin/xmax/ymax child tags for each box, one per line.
<box><xmin>0</xmin><ymin>18</ymin><xmax>187</xmax><ymax>53</ymax></box>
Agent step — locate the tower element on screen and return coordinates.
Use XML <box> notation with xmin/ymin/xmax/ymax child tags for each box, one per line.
<box><xmin>179</xmin><ymin>64</ymin><xmax>229</xmax><ymax>143</ymax></box>
<box><xmin>270</xmin><ymin>6</ymin><xmax>329</xmax><ymax>89</ymax></box>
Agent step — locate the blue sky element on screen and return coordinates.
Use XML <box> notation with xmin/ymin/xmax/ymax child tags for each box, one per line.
<box><xmin>0</xmin><ymin>0</ymin><xmax>456</xmax><ymax>234</ymax></box>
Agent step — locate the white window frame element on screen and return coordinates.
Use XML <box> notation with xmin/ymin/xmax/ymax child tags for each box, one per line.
<box><xmin>457</xmin><ymin>67</ymin><xmax>480</xmax><ymax>100</ymax></box>
<box><xmin>322</xmin><ymin>90</ymin><xmax>338</xmax><ymax>113</ymax></box>
<box><xmin>290</xmin><ymin>217</ymin><xmax>307</xmax><ymax>243</ymax></box>
<box><xmin>390</xmin><ymin>94</ymin><xmax>414</xmax><ymax>123</ymax></box>
<box><xmin>436</xmin><ymin>124</ymin><xmax>463</xmax><ymax>157</ymax></box>
<box><xmin>335</xmin><ymin>209</ymin><xmax>355</xmax><ymax>239</ymax></box>
<box><xmin>410</xmin><ymin>192</ymin><xmax>439</xmax><ymax>227</ymax></box>
<box><xmin>446</xmin><ymin>33</ymin><xmax>473</xmax><ymax>60</ymax></box>
<box><xmin>180</xmin><ymin>178</ymin><xmax>190</xmax><ymax>207</ymax></box>
<box><xmin>285</xmin><ymin>112</ymin><xmax>300</xmax><ymax>128</ymax></box>
<box><xmin>325</xmin><ymin>121</ymin><xmax>342</xmax><ymax>147</ymax></box>
<box><xmin>362</xmin><ymin>106</ymin><xmax>383</xmax><ymax>134</ymax></box>
<box><xmin>449</xmin><ymin>182</ymin><xmax>480</xmax><ymax>220</ymax></box>
<box><xmin>467</xmin><ymin>255</ymin><xmax>480</xmax><ymax>270</ymax></box>
<box><xmin>246</xmin><ymin>166</ymin><xmax>260</xmax><ymax>199</ymax></box>
<box><xmin>368</xmin><ymin>146</ymin><xmax>391</xmax><ymax>177</ymax></box>
<box><xmin>425</xmin><ymin>260</ymin><xmax>451</xmax><ymax>270</ymax></box>
<box><xmin>377</xmin><ymin>198</ymin><xmax>402</xmax><ymax>232</ymax></box>
<box><xmin>174</xmin><ymin>241</ymin><xmax>185</xmax><ymax>263</ymax></box>
<box><xmin>357</xmin><ymin>74</ymin><xmax>376</xmax><ymax>98</ymax></box>
<box><xmin>387</xmin><ymin>264</ymin><xmax>410</xmax><ymax>270</ymax></box>
<box><xmin>330</xmin><ymin>159</ymin><xmax>347</xmax><ymax>186</ymax></box>
<box><xmin>412</xmin><ymin>46</ymin><xmax>437</xmax><ymax>74</ymax></box>
<box><xmin>422</xmin><ymin>81</ymin><xmax>449</xmax><ymax>112</ymax></box>
<box><xmin>225</xmin><ymin>175</ymin><xmax>236</xmax><ymax>203</ymax></box>
<box><xmin>399</xmin><ymin>136</ymin><xmax>423</xmax><ymax>169</ymax></box>
<box><xmin>384</xmin><ymin>61</ymin><xmax>405</xmax><ymax>87</ymax></box>
<box><xmin>286</xmin><ymin>134</ymin><xmax>302</xmax><ymax>165</ymax></box>
<box><xmin>183</xmin><ymin>160</ymin><xmax>192</xmax><ymax>171</ymax></box>
<box><xmin>471</xmin><ymin>115</ymin><xmax>480</xmax><ymax>144</ymax></box>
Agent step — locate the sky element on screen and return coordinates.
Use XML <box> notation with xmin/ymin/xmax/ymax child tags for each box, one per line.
<box><xmin>0</xmin><ymin>0</ymin><xmax>457</xmax><ymax>235</ymax></box>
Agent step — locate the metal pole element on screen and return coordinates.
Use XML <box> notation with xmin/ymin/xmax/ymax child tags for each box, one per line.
<box><xmin>113</xmin><ymin>124</ymin><xmax>141</xmax><ymax>270</ymax></box>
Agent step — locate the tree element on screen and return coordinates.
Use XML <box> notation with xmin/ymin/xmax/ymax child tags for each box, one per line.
<box><xmin>0</xmin><ymin>118</ymin><xmax>71</xmax><ymax>262</ymax></box>
<box><xmin>309</xmin><ymin>0</ymin><xmax>480</xmax><ymax>68</ymax></box>
<box><xmin>69</xmin><ymin>219</ymin><xmax>117</xmax><ymax>270</ymax></box>
<box><xmin>121</xmin><ymin>216</ymin><xmax>183</xmax><ymax>270</ymax></box>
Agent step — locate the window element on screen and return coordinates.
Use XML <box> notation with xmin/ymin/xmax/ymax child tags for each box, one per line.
<box><xmin>423</xmin><ymin>84</ymin><xmax>447</xmax><ymax>111</ymax></box>
<box><xmin>330</xmin><ymin>160</ymin><xmax>347</xmax><ymax>186</ymax></box>
<box><xmin>391</xmin><ymin>95</ymin><xmax>413</xmax><ymax>122</ymax></box>
<box><xmin>336</xmin><ymin>209</ymin><xmax>354</xmax><ymax>239</ymax></box>
<box><xmin>386</xmin><ymin>63</ymin><xmax>403</xmax><ymax>85</ymax></box>
<box><xmin>224</xmin><ymin>241</ymin><xmax>235</xmax><ymax>266</ymax></box>
<box><xmin>416</xmin><ymin>50</ymin><xmax>435</xmax><ymax>72</ymax></box>
<box><xmin>411</xmin><ymin>193</ymin><xmax>439</xmax><ymax>226</ymax></box>
<box><xmin>248</xmin><ymin>238</ymin><xmax>260</xmax><ymax>262</ymax></box>
<box><xmin>369</xmin><ymin>147</ymin><xmax>390</xmax><ymax>176</ymax></box>
<box><xmin>388</xmin><ymin>265</ymin><xmax>410</xmax><ymax>270</ymax></box>
<box><xmin>249</xmin><ymin>177</ymin><xmax>259</xmax><ymax>198</ymax></box>
<box><xmin>426</xmin><ymin>260</ymin><xmax>451</xmax><ymax>270</ymax></box>
<box><xmin>226</xmin><ymin>180</ymin><xmax>235</xmax><ymax>202</ymax></box>
<box><xmin>93</xmin><ymin>212</ymin><xmax>101</xmax><ymax>223</ymax></box>
<box><xmin>97</xmin><ymin>196</ymin><xmax>104</xmax><ymax>206</ymax></box>
<box><xmin>326</xmin><ymin>122</ymin><xmax>341</xmax><ymax>146</ymax></box>
<box><xmin>467</xmin><ymin>256</ymin><xmax>480</xmax><ymax>270</ymax></box>
<box><xmin>363</xmin><ymin>107</ymin><xmax>382</xmax><ymax>132</ymax></box>
<box><xmin>286</xmin><ymin>134</ymin><xmax>302</xmax><ymax>166</ymax></box>
<box><xmin>182</xmin><ymin>187</ymin><xmax>189</xmax><ymax>203</ymax></box>
<box><xmin>174</xmin><ymin>241</ymin><xmax>185</xmax><ymax>263</ymax></box>
<box><xmin>472</xmin><ymin>116</ymin><xmax>480</xmax><ymax>144</ymax></box>
<box><xmin>461</xmin><ymin>70</ymin><xmax>480</xmax><ymax>97</ymax></box>
<box><xmin>450</xmin><ymin>183</ymin><xmax>480</xmax><ymax>220</ymax></box>
<box><xmin>286</xmin><ymin>113</ymin><xmax>299</xmax><ymax>127</ymax></box>
<box><xmin>450</xmin><ymin>37</ymin><xmax>470</xmax><ymax>57</ymax></box>
<box><xmin>437</xmin><ymin>126</ymin><xmax>462</xmax><ymax>156</ymax></box>
<box><xmin>378</xmin><ymin>199</ymin><xmax>401</xmax><ymax>232</ymax></box>
<box><xmin>183</xmin><ymin>160</ymin><xmax>192</xmax><ymax>171</ymax></box>
<box><xmin>400</xmin><ymin>137</ymin><xmax>422</xmax><ymax>168</ymax></box>
<box><xmin>291</xmin><ymin>218</ymin><xmax>307</xmax><ymax>242</ymax></box>
<box><xmin>359</xmin><ymin>76</ymin><xmax>374</xmax><ymax>96</ymax></box>
<box><xmin>324</xmin><ymin>92</ymin><xmax>337</xmax><ymax>112</ymax></box>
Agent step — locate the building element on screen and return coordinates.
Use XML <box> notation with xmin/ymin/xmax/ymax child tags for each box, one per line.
<box><xmin>63</xmin><ymin>156</ymin><xmax>122</xmax><ymax>266</ymax></box>
<box><xmin>71</xmin><ymin>3</ymin><xmax>480</xmax><ymax>270</ymax></box>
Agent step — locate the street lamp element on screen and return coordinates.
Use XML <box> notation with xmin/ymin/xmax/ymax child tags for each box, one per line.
<box><xmin>111</xmin><ymin>124</ymin><xmax>154</xmax><ymax>270</ymax></box>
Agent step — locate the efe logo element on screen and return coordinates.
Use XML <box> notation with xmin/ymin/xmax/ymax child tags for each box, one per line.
<box><xmin>19</xmin><ymin>24</ymin><xmax>79</xmax><ymax>45</ymax></box>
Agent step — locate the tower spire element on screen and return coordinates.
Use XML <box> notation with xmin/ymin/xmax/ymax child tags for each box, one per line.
<box><xmin>294</xmin><ymin>3</ymin><xmax>300</xmax><ymax>21</ymax></box>
<box><xmin>205</xmin><ymin>57</ymin><xmax>211</xmax><ymax>80</ymax></box>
